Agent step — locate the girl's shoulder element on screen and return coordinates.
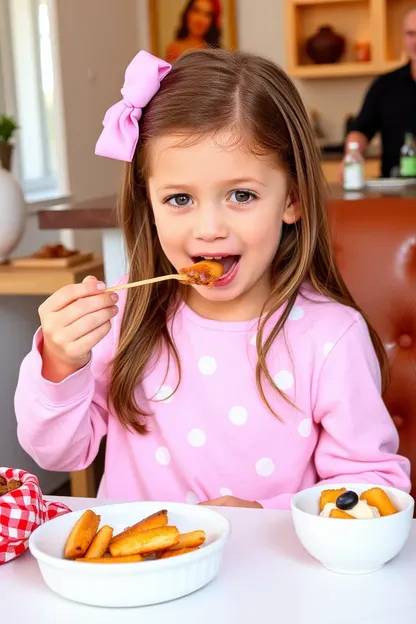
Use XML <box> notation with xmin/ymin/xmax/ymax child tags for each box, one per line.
<box><xmin>291</xmin><ymin>282</ymin><xmax>366</xmax><ymax>342</ymax></box>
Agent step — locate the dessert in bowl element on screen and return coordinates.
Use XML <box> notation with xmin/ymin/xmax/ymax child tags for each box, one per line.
<box><xmin>291</xmin><ymin>483</ymin><xmax>414</xmax><ymax>574</ymax></box>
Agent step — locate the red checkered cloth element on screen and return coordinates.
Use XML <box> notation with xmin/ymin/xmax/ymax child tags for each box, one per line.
<box><xmin>0</xmin><ymin>467</ymin><xmax>72</xmax><ymax>564</ymax></box>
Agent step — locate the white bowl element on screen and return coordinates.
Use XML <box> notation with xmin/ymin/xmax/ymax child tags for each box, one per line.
<box><xmin>291</xmin><ymin>483</ymin><xmax>414</xmax><ymax>575</ymax></box>
<box><xmin>29</xmin><ymin>500</ymin><xmax>231</xmax><ymax>607</ymax></box>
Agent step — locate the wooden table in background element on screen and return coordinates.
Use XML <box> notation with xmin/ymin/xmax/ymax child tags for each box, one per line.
<box><xmin>0</xmin><ymin>256</ymin><xmax>104</xmax><ymax>295</ymax></box>
<box><xmin>0</xmin><ymin>256</ymin><xmax>104</xmax><ymax>498</ymax></box>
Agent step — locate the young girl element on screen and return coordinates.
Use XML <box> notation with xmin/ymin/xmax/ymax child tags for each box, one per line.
<box><xmin>14</xmin><ymin>49</ymin><xmax>410</xmax><ymax>508</ymax></box>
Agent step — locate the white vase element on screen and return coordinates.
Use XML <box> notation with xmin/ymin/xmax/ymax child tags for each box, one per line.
<box><xmin>0</xmin><ymin>166</ymin><xmax>26</xmax><ymax>262</ymax></box>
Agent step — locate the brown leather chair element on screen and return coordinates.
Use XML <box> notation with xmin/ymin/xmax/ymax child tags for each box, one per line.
<box><xmin>328</xmin><ymin>196</ymin><xmax>416</xmax><ymax>502</ymax></box>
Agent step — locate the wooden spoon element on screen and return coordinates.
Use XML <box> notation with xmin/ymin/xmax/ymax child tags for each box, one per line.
<box><xmin>105</xmin><ymin>260</ymin><xmax>224</xmax><ymax>293</ymax></box>
<box><xmin>105</xmin><ymin>274</ymin><xmax>187</xmax><ymax>293</ymax></box>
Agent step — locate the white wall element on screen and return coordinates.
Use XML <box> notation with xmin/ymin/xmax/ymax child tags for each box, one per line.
<box><xmin>0</xmin><ymin>0</ymin><xmax>139</xmax><ymax>492</ymax></box>
<box><xmin>0</xmin><ymin>214</ymin><xmax>68</xmax><ymax>493</ymax></box>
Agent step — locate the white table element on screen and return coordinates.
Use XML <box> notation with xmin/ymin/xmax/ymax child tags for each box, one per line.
<box><xmin>1</xmin><ymin>496</ymin><xmax>415</xmax><ymax>623</ymax></box>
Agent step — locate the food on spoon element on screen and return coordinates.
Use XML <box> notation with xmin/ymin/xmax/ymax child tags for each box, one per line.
<box><xmin>64</xmin><ymin>509</ymin><xmax>101</xmax><ymax>559</ymax></box>
<box><xmin>109</xmin><ymin>509</ymin><xmax>168</xmax><ymax>545</ymax></box>
<box><xmin>0</xmin><ymin>477</ymin><xmax>23</xmax><ymax>497</ymax></box>
<box><xmin>360</xmin><ymin>487</ymin><xmax>398</xmax><ymax>516</ymax></box>
<box><xmin>109</xmin><ymin>526</ymin><xmax>180</xmax><ymax>557</ymax></box>
<box><xmin>84</xmin><ymin>525</ymin><xmax>114</xmax><ymax>558</ymax></box>
<box><xmin>179</xmin><ymin>260</ymin><xmax>224</xmax><ymax>287</ymax></box>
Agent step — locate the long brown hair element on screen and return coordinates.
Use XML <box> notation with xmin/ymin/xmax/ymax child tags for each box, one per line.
<box><xmin>109</xmin><ymin>48</ymin><xmax>388</xmax><ymax>433</ymax></box>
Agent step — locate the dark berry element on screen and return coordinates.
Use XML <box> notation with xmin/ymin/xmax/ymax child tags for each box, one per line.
<box><xmin>336</xmin><ymin>490</ymin><xmax>359</xmax><ymax>510</ymax></box>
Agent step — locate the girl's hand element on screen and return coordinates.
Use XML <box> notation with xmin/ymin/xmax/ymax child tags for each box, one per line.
<box><xmin>38</xmin><ymin>275</ymin><xmax>119</xmax><ymax>383</ymax></box>
<box><xmin>199</xmin><ymin>496</ymin><xmax>262</xmax><ymax>509</ymax></box>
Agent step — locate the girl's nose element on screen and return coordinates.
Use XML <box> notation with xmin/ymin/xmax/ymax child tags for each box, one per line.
<box><xmin>193</xmin><ymin>205</ymin><xmax>228</xmax><ymax>241</ymax></box>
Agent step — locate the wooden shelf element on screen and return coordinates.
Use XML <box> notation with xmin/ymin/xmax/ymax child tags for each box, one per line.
<box><xmin>0</xmin><ymin>256</ymin><xmax>104</xmax><ymax>296</ymax></box>
<box><xmin>290</xmin><ymin>61</ymin><xmax>378</xmax><ymax>78</ymax></box>
<box><xmin>285</xmin><ymin>0</ymin><xmax>411</xmax><ymax>79</ymax></box>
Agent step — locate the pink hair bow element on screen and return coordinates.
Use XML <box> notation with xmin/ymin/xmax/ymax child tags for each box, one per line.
<box><xmin>95</xmin><ymin>50</ymin><xmax>171</xmax><ymax>162</ymax></box>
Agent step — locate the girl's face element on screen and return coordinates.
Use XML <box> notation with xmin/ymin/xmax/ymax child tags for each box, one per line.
<box><xmin>186</xmin><ymin>0</ymin><xmax>214</xmax><ymax>38</ymax></box>
<box><xmin>147</xmin><ymin>132</ymin><xmax>300</xmax><ymax>320</ymax></box>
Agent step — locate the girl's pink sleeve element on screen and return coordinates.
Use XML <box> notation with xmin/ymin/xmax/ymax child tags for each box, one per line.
<box><xmin>14</xmin><ymin>321</ymin><xmax>116</xmax><ymax>473</ymax></box>
<box><xmin>258</xmin><ymin>314</ymin><xmax>411</xmax><ymax>511</ymax></box>
<box><xmin>312</xmin><ymin>315</ymin><xmax>411</xmax><ymax>492</ymax></box>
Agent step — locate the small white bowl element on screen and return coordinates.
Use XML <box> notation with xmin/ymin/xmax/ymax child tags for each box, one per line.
<box><xmin>291</xmin><ymin>483</ymin><xmax>414</xmax><ymax>575</ymax></box>
<box><xmin>29</xmin><ymin>500</ymin><xmax>231</xmax><ymax>607</ymax></box>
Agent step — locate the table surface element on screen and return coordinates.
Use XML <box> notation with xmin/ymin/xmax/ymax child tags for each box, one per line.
<box><xmin>1</xmin><ymin>496</ymin><xmax>415</xmax><ymax>623</ymax></box>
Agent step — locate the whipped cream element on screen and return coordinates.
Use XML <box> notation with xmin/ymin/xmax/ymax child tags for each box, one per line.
<box><xmin>320</xmin><ymin>500</ymin><xmax>380</xmax><ymax>518</ymax></box>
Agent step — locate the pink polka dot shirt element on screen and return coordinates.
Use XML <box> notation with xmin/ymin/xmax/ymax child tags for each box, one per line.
<box><xmin>14</xmin><ymin>283</ymin><xmax>411</xmax><ymax>507</ymax></box>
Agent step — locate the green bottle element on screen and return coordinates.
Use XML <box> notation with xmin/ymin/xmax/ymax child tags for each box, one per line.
<box><xmin>400</xmin><ymin>133</ymin><xmax>416</xmax><ymax>177</ymax></box>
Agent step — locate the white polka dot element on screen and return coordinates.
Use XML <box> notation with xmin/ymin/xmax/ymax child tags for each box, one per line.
<box><xmin>323</xmin><ymin>342</ymin><xmax>334</xmax><ymax>358</ymax></box>
<box><xmin>256</xmin><ymin>457</ymin><xmax>275</xmax><ymax>477</ymax></box>
<box><xmin>185</xmin><ymin>491</ymin><xmax>199</xmax><ymax>505</ymax></box>
<box><xmin>155</xmin><ymin>447</ymin><xmax>170</xmax><ymax>465</ymax></box>
<box><xmin>250</xmin><ymin>333</ymin><xmax>257</xmax><ymax>346</ymax></box>
<box><xmin>298</xmin><ymin>418</ymin><xmax>312</xmax><ymax>438</ymax></box>
<box><xmin>154</xmin><ymin>385</ymin><xmax>173</xmax><ymax>402</ymax></box>
<box><xmin>274</xmin><ymin>370</ymin><xmax>294</xmax><ymax>390</ymax></box>
<box><xmin>220</xmin><ymin>487</ymin><xmax>233</xmax><ymax>497</ymax></box>
<box><xmin>198</xmin><ymin>355</ymin><xmax>217</xmax><ymax>375</ymax></box>
<box><xmin>229</xmin><ymin>406</ymin><xmax>248</xmax><ymax>425</ymax></box>
<box><xmin>188</xmin><ymin>428</ymin><xmax>206</xmax><ymax>447</ymax></box>
<box><xmin>289</xmin><ymin>305</ymin><xmax>305</xmax><ymax>321</ymax></box>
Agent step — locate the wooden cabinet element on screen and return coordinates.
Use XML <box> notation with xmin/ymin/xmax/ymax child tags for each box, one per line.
<box><xmin>286</xmin><ymin>0</ymin><xmax>413</xmax><ymax>79</ymax></box>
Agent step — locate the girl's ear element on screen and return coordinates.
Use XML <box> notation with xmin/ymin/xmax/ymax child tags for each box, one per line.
<box><xmin>282</xmin><ymin>195</ymin><xmax>302</xmax><ymax>225</ymax></box>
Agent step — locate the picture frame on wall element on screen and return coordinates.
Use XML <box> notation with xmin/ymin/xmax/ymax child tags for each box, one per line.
<box><xmin>148</xmin><ymin>0</ymin><xmax>238</xmax><ymax>63</ymax></box>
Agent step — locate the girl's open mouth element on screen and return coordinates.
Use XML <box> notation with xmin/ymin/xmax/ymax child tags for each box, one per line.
<box><xmin>192</xmin><ymin>255</ymin><xmax>240</xmax><ymax>287</ymax></box>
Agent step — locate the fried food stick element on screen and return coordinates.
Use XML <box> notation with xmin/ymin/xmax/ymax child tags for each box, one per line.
<box><xmin>158</xmin><ymin>546</ymin><xmax>200</xmax><ymax>559</ymax></box>
<box><xmin>109</xmin><ymin>526</ymin><xmax>180</xmax><ymax>557</ymax></box>
<box><xmin>76</xmin><ymin>554</ymin><xmax>144</xmax><ymax>563</ymax></box>
<box><xmin>64</xmin><ymin>509</ymin><xmax>101</xmax><ymax>559</ymax></box>
<box><xmin>179</xmin><ymin>260</ymin><xmax>224</xmax><ymax>287</ymax></box>
<box><xmin>165</xmin><ymin>530</ymin><xmax>206</xmax><ymax>551</ymax></box>
<box><xmin>84</xmin><ymin>525</ymin><xmax>114</xmax><ymax>558</ymax></box>
<box><xmin>109</xmin><ymin>509</ymin><xmax>168</xmax><ymax>545</ymax></box>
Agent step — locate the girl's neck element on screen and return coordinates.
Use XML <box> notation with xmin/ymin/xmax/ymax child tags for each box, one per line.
<box><xmin>185</xmin><ymin>272</ymin><xmax>272</xmax><ymax>322</ymax></box>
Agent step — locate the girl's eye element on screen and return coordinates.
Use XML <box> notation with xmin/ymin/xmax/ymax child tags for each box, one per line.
<box><xmin>229</xmin><ymin>190</ymin><xmax>257</xmax><ymax>204</ymax></box>
<box><xmin>165</xmin><ymin>194</ymin><xmax>192</xmax><ymax>207</ymax></box>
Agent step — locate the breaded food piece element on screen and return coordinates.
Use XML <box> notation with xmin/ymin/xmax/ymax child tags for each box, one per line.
<box><xmin>110</xmin><ymin>509</ymin><xmax>168</xmax><ymax>545</ymax></box>
<box><xmin>158</xmin><ymin>546</ymin><xmax>200</xmax><ymax>559</ymax></box>
<box><xmin>84</xmin><ymin>525</ymin><xmax>114</xmax><ymax>558</ymax></box>
<box><xmin>76</xmin><ymin>554</ymin><xmax>144</xmax><ymax>563</ymax></box>
<box><xmin>0</xmin><ymin>478</ymin><xmax>22</xmax><ymax>496</ymax></box>
<box><xmin>329</xmin><ymin>508</ymin><xmax>355</xmax><ymax>519</ymax></box>
<box><xmin>360</xmin><ymin>487</ymin><xmax>398</xmax><ymax>516</ymax></box>
<box><xmin>165</xmin><ymin>530</ymin><xmax>206</xmax><ymax>551</ymax></box>
<box><xmin>179</xmin><ymin>260</ymin><xmax>224</xmax><ymax>287</ymax></box>
<box><xmin>64</xmin><ymin>509</ymin><xmax>101</xmax><ymax>559</ymax></box>
<box><xmin>319</xmin><ymin>487</ymin><xmax>347</xmax><ymax>512</ymax></box>
<box><xmin>109</xmin><ymin>526</ymin><xmax>180</xmax><ymax>557</ymax></box>
<box><xmin>0</xmin><ymin>475</ymin><xmax>7</xmax><ymax>486</ymax></box>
